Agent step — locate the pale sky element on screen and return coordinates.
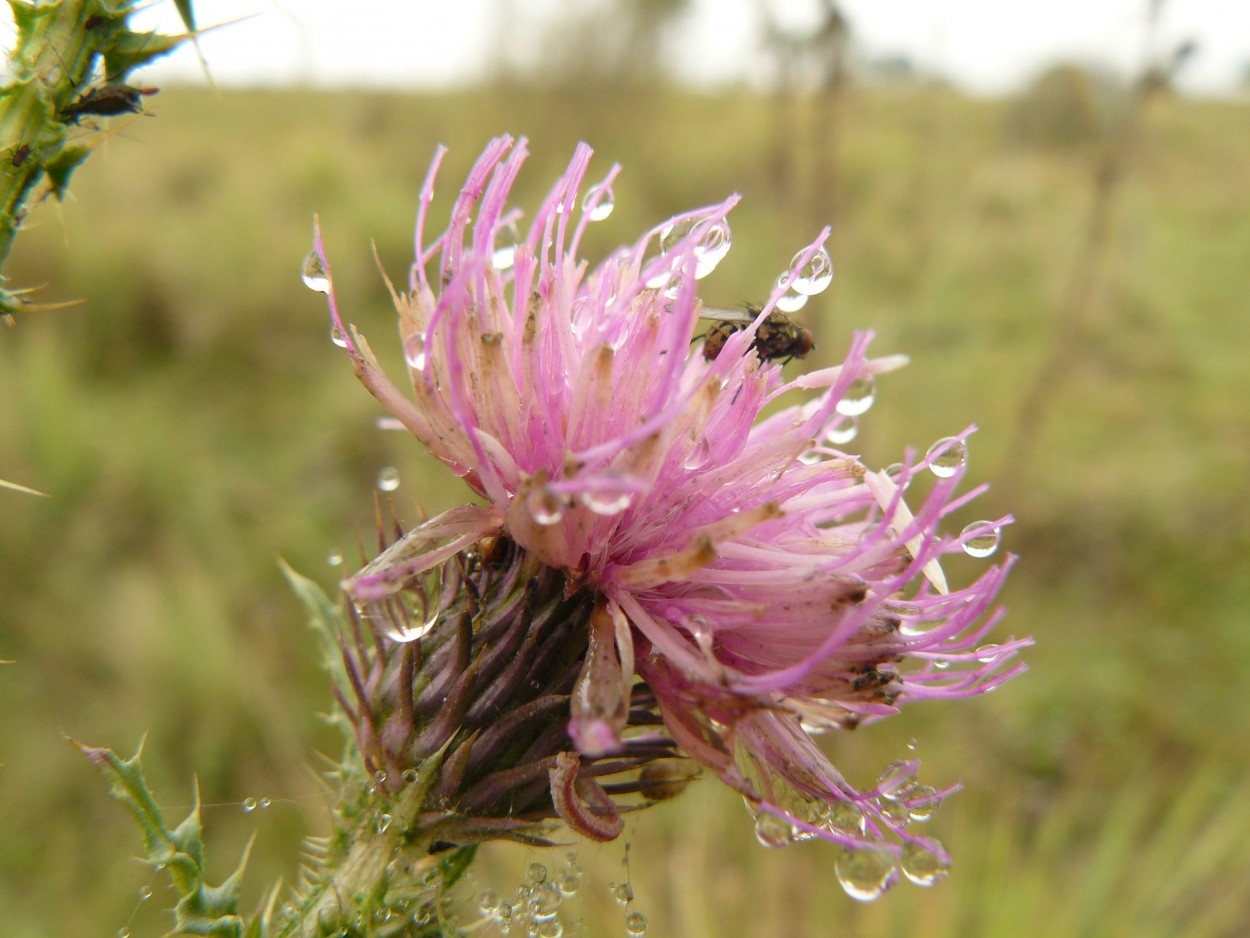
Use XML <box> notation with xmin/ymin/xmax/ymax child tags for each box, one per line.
<box><xmin>75</xmin><ymin>0</ymin><xmax>1250</xmax><ymax>95</ymax></box>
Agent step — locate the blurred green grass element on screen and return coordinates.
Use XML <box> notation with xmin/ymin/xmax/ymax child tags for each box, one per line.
<box><xmin>1</xmin><ymin>84</ymin><xmax>1249</xmax><ymax>936</ymax></box>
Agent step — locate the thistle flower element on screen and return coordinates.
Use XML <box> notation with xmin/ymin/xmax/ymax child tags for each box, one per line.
<box><xmin>310</xmin><ymin>135</ymin><xmax>1029</xmax><ymax>901</ymax></box>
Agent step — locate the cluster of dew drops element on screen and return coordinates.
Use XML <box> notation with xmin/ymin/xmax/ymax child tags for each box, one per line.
<box><xmin>301</xmin><ymin>199</ymin><xmax>1001</xmax><ymax>562</ymax></box>
<box><xmin>472</xmin><ymin>853</ymin><xmax>649</xmax><ymax>938</ymax></box>
<box><xmin>751</xmin><ymin>747</ymin><xmax>951</xmax><ymax>902</ymax></box>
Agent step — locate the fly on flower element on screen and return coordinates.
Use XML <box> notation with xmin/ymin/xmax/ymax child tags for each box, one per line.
<box><xmin>699</xmin><ymin>301</ymin><xmax>814</xmax><ymax>363</ymax></box>
<box><xmin>309</xmin><ymin>135</ymin><xmax>1030</xmax><ymax>901</ymax></box>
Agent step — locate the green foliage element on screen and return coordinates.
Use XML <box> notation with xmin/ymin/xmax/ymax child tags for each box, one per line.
<box><xmin>72</xmin><ymin>738</ymin><xmax>254</xmax><ymax>937</ymax></box>
<box><xmin>0</xmin><ymin>0</ymin><xmax>198</xmax><ymax>317</ymax></box>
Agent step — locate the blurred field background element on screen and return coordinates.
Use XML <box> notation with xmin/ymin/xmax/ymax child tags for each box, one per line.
<box><xmin>4</xmin><ymin>6</ymin><xmax>1250</xmax><ymax>936</ymax></box>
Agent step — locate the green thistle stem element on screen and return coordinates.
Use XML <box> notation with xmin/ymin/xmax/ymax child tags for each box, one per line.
<box><xmin>0</xmin><ymin>0</ymin><xmax>191</xmax><ymax>317</ymax></box>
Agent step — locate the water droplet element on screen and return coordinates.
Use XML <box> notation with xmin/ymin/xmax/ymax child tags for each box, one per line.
<box><xmin>836</xmin><ymin>376</ymin><xmax>876</xmax><ymax>417</ymax></box>
<box><xmin>526</xmin><ymin>863</ymin><xmax>549</xmax><ymax>885</ymax></box>
<box><xmin>659</xmin><ymin>216</ymin><xmax>731</xmax><ymax>278</ymax></box>
<box><xmin>327</xmin><ymin>550</ymin><xmax>343</xmax><ymax>567</ymax></box>
<box><xmin>927</xmin><ymin>437</ymin><xmax>968</xmax><ymax>478</ymax></box>
<box><xmin>537</xmin><ymin>919</ymin><xmax>564</xmax><ymax>938</ymax></box>
<box><xmin>301</xmin><ymin>250</ymin><xmax>330</xmax><ymax>293</ymax></box>
<box><xmin>789</xmin><ymin>246</ymin><xmax>834</xmax><ymax>295</ymax></box>
<box><xmin>754</xmin><ymin>811</ymin><xmax>793</xmax><ymax>848</ymax></box>
<box><xmin>329</xmin><ymin>323</ymin><xmax>349</xmax><ymax>348</ymax></box>
<box><xmin>694</xmin><ymin>221</ymin><xmax>731</xmax><ymax>278</ymax></box>
<box><xmin>774</xmin><ymin>288</ymin><xmax>808</xmax><ymax>313</ymax></box>
<box><xmin>643</xmin><ymin>262</ymin><xmax>674</xmax><ymax>291</ymax></box>
<box><xmin>496</xmin><ymin>901</ymin><xmax>514</xmax><ymax>921</ymax></box>
<box><xmin>884</xmin><ymin>462</ymin><xmax>908</xmax><ymax>484</ymax></box>
<box><xmin>624</xmin><ymin>911</ymin><xmax>649</xmax><ymax>936</ymax></box>
<box><xmin>260</xmin><ymin>796</ymin><xmax>272</xmax><ymax>809</ymax></box>
<box><xmin>611</xmin><ymin>882</ymin><xmax>634</xmax><ymax>905</ymax></box>
<box><xmin>580</xmin><ymin>484</ymin><xmax>634</xmax><ymax>516</ymax></box>
<box><xmin>403</xmin><ymin>332</ymin><xmax>427</xmax><ymax>370</ymax></box>
<box><xmin>960</xmin><ymin>521</ymin><xmax>1001</xmax><ymax>558</ymax></box>
<box><xmin>933</xmin><ymin>659</ymin><xmax>950</xmax><ymax>670</ymax></box>
<box><xmin>117</xmin><ymin>929</ymin><xmax>131</xmax><ymax>938</ymax></box>
<box><xmin>377</xmin><ymin>467</ymin><xmax>401</xmax><ymax>492</ymax></box>
<box><xmin>402</xmin><ymin>768</ymin><xmax>418</xmax><ymax>784</ymax></box>
<box><xmin>683</xmin><ymin>437</ymin><xmax>712</xmax><ymax>471</ymax></box>
<box><xmin>374</xmin><ymin>769</ymin><xmax>388</xmax><ymax>784</ymax></box>
<box><xmin>137</xmin><ymin>885</ymin><xmax>153</xmax><ymax>901</ymax></box>
<box><xmin>491</xmin><ymin>244</ymin><xmax>517</xmax><ymax>270</ymax></box>
<box><xmin>906</xmin><ymin>738</ymin><xmax>918</xmax><ymax>751</ymax></box>
<box><xmin>375</xmin><ymin>812</ymin><xmax>392</xmax><ymax>833</ymax></box>
<box><xmin>825</xmin><ymin>418</ymin><xmax>858</xmax><ymax>445</ymax></box>
<box><xmin>384</xmin><ymin>609</ymin><xmax>438</xmax><ymax>644</ymax></box>
<box><xmin>479</xmin><ymin>890</ymin><xmax>501</xmax><ymax>913</ymax></box>
<box><xmin>242</xmin><ymin>797</ymin><xmax>257</xmax><ymax>812</ymax></box>
<box><xmin>530</xmin><ymin>882</ymin><xmax>561</xmax><ymax>920</ymax></box>
<box><xmin>827</xmin><ymin>799</ymin><xmax>865</xmax><ymax>835</ymax></box>
<box><xmin>835</xmin><ymin>846</ymin><xmax>897</xmax><ymax>902</ymax></box>
<box><xmin>975</xmin><ymin>643</ymin><xmax>1003</xmax><ymax>663</ymax></box>
<box><xmin>900</xmin><ymin>840</ymin><xmax>950</xmax><ymax>886</ymax></box>
<box><xmin>877</xmin><ymin>760</ymin><xmax>919</xmax><ymax>800</ymax></box>
<box><xmin>582</xmin><ymin>183</ymin><xmax>615</xmax><ymax>221</ymax></box>
<box><xmin>906</xmin><ymin>785</ymin><xmax>941</xmax><ymax>822</ymax></box>
<box><xmin>557</xmin><ymin>872</ymin><xmax>580</xmax><ymax>896</ymax></box>
<box><xmin>526</xmin><ymin>487</ymin><xmax>564</xmax><ymax>525</ymax></box>
<box><xmin>880</xmin><ymin>797</ymin><xmax>911</xmax><ymax>822</ymax></box>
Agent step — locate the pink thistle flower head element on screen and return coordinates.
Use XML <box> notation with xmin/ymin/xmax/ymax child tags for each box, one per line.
<box><xmin>311</xmin><ymin>135</ymin><xmax>1030</xmax><ymax>898</ymax></box>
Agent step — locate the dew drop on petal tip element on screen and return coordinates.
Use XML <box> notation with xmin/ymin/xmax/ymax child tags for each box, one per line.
<box><xmin>377</xmin><ymin>467</ymin><xmax>401</xmax><ymax>492</ymax></box>
<box><xmin>960</xmin><ymin>521</ymin><xmax>1001</xmax><ymax>558</ymax></box>
<box><xmin>835</xmin><ymin>846</ymin><xmax>897</xmax><ymax>902</ymax></box>
<box><xmin>907</xmin><ymin>785</ymin><xmax>941</xmax><ymax>822</ymax></box>
<box><xmin>900</xmin><ymin>841</ymin><xmax>950</xmax><ymax>886</ymax></box>
<box><xmin>754</xmin><ymin>812</ymin><xmax>793</xmax><ymax>848</ymax></box>
<box><xmin>836</xmin><ymin>376</ymin><xmax>876</xmax><ymax>417</ymax></box>
<box><xmin>329</xmin><ymin>323</ymin><xmax>348</xmax><ymax>348</ymax></box>
<box><xmin>384</xmin><ymin>611</ymin><xmax>438</xmax><ymax>644</ymax></box>
<box><xmin>790</xmin><ymin>246</ymin><xmax>834</xmax><ymax>295</ymax></box>
<box><xmin>927</xmin><ymin>437</ymin><xmax>968</xmax><ymax>477</ymax></box>
<box><xmin>301</xmin><ymin>250</ymin><xmax>330</xmax><ymax>293</ymax></box>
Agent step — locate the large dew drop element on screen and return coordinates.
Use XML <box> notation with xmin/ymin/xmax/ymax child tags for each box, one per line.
<box><xmin>900</xmin><ymin>841</ymin><xmax>950</xmax><ymax>886</ymax></box>
<box><xmin>582</xmin><ymin>183</ymin><xmax>615</xmax><ymax>221</ymax></box>
<box><xmin>836</xmin><ymin>377</ymin><xmax>876</xmax><ymax>417</ymax></box>
<box><xmin>301</xmin><ymin>250</ymin><xmax>330</xmax><ymax>293</ymax></box>
<box><xmin>960</xmin><ymin>521</ymin><xmax>1001</xmax><ymax>558</ymax></box>
<box><xmin>926</xmin><ymin>437</ymin><xmax>968</xmax><ymax>478</ymax></box>
<box><xmin>789</xmin><ymin>246</ymin><xmax>834</xmax><ymax>295</ymax></box>
<box><xmin>835</xmin><ymin>846</ymin><xmax>897</xmax><ymax>901</ymax></box>
<box><xmin>624</xmin><ymin>911</ymin><xmax>649</xmax><ymax>936</ymax></box>
<box><xmin>384</xmin><ymin>610</ymin><xmax>438</xmax><ymax>644</ymax></box>
<box><xmin>377</xmin><ymin>467</ymin><xmax>401</xmax><ymax>492</ymax></box>
<box><xmin>754</xmin><ymin>811</ymin><xmax>793</xmax><ymax>848</ymax></box>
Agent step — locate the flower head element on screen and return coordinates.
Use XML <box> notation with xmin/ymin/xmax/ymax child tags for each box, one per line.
<box><xmin>312</xmin><ymin>135</ymin><xmax>1028</xmax><ymax>897</ymax></box>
